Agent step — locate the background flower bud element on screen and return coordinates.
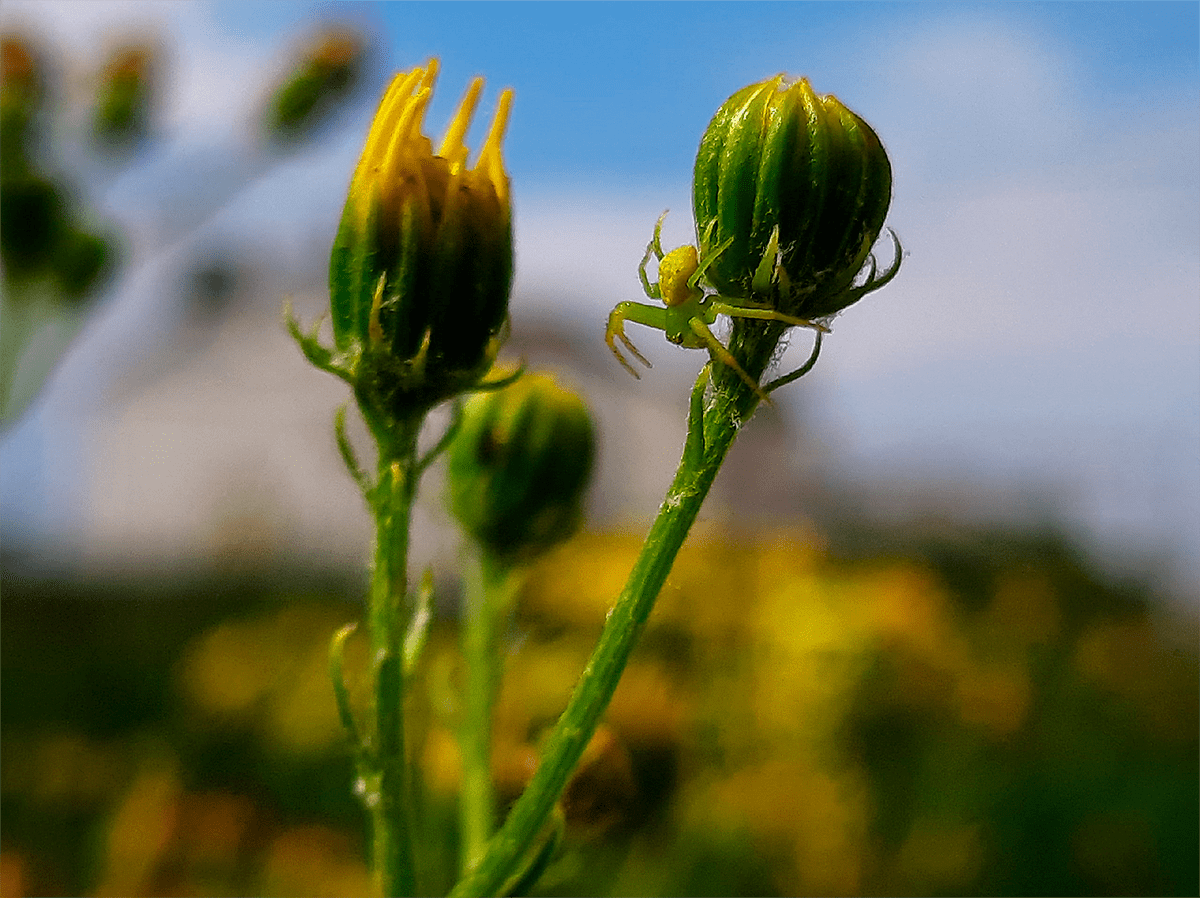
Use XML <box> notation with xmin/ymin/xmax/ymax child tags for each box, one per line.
<box><xmin>1</xmin><ymin>36</ymin><xmax>117</xmax><ymax>299</ymax></box>
<box><xmin>92</xmin><ymin>43</ymin><xmax>156</xmax><ymax>149</ymax></box>
<box><xmin>1</xmin><ymin>35</ymin><xmax>43</xmax><ymax>153</ymax></box>
<box><xmin>328</xmin><ymin>60</ymin><xmax>514</xmax><ymax>415</ymax></box>
<box><xmin>447</xmin><ymin>374</ymin><xmax>596</xmax><ymax>563</ymax></box>
<box><xmin>693</xmin><ymin>75</ymin><xmax>892</xmax><ymax>319</ymax></box>
<box><xmin>263</xmin><ymin>27</ymin><xmax>364</xmax><ymax>143</ymax></box>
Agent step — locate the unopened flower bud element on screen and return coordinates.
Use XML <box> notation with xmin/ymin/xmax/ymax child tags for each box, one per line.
<box><xmin>264</xmin><ymin>28</ymin><xmax>364</xmax><ymax>142</ymax></box>
<box><xmin>1</xmin><ymin>35</ymin><xmax>44</xmax><ymax>177</ymax></box>
<box><xmin>693</xmin><ymin>75</ymin><xmax>895</xmax><ymax>319</ymax></box>
<box><xmin>92</xmin><ymin>44</ymin><xmax>156</xmax><ymax>148</ymax></box>
<box><xmin>329</xmin><ymin>59</ymin><xmax>514</xmax><ymax>416</ymax></box>
<box><xmin>1</xmin><ymin>35</ymin><xmax>41</xmax><ymax>113</ymax></box>
<box><xmin>447</xmin><ymin>374</ymin><xmax>595</xmax><ymax>563</ymax></box>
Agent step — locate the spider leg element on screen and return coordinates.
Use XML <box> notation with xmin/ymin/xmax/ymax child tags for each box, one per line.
<box><xmin>708</xmin><ymin>301</ymin><xmax>831</xmax><ymax>334</ymax></box>
<box><xmin>650</xmin><ymin>210</ymin><xmax>668</xmax><ymax>258</ymax></box>
<box><xmin>638</xmin><ymin>211</ymin><xmax>670</xmax><ymax>299</ymax></box>
<box><xmin>606</xmin><ymin>301</ymin><xmax>659</xmax><ymax>378</ymax></box>
<box><xmin>686</xmin><ymin>317</ymin><xmax>772</xmax><ymax>405</ymax></box>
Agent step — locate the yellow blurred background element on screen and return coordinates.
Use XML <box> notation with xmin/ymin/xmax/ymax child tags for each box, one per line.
<box><xmin>4</xmin><ymin>521</ymin><xmax>1196</xmax><ymax>896</ymax></box>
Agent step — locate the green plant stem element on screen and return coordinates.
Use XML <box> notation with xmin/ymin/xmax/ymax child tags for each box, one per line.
<box><xmin>449</xmin><ymin>329</ymin><xmax>779</xmax><ymax>896</ymax></box>
<box><xmin>458</xmin><ymin>553</ymin><xmax>519</xmax><ymax>873</ymax></box>
<box><xmin>367</xmin><ymin>420</ymin><xmax>421</xmax><ymax>898</ymax></box>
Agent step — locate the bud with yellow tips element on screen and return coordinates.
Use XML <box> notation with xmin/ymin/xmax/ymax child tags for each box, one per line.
<box><xmin>297</xmin><ymin>58</ymin><xmax>515</xmax><ymax>427</ymax></box>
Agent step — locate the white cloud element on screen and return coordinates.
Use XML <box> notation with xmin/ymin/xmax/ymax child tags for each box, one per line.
<box><xmin>505</xmin><ymin>12</ymin><xmax>1199</xmax><ymax>585</ymax></box>
<box><xmin>862</xmin><ymin>10</ymin><xmax>1088</xmax><ymax>186</ymax></box>
<box><xmin>3</xmin><ymin>3</ymin><xmax>1195</xmax><ymax>587</ymax></box>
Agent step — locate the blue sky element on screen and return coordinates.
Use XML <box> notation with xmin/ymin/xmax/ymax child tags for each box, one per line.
<box><xmin>203</xmin><ymin>1</ymin><xmax>1200</xmax><ymax>186</ymax></box>
<box><xmin>2</xmin><ymin>1</ymin><xmax>1198</xmax><ymax>592</ymax></box>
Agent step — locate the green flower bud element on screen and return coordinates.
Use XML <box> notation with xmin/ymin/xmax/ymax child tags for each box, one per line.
<box><xmin>329</xmin><ymin>59</ymin><xmax>514</xmax><ymax>416</ymax></box>
<box><xmin>447</xmin><ymin>374</ymin><xmax>596</xmax><ymax>563</ymax></box>
<box><xmin>693</xmin><ymin>75</ymin><xmax>895</xmax><ymax>320</ymax></box>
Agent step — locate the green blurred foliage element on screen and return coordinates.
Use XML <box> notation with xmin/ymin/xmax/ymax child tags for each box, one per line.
<box><xmin>2</xmin><ymin>33</ymin><xmax>121</xmax><ymax>425</ymax></box>
<box><xmin>2</xmin><ymin>521</ymin><xmax>1196</xmax><ymax>897</ymax></box>
<box><xmin>0</xmin><ymin>24</ymin><xmax>367</xmax><ymax>426</ymax></box>
<box><xmin>0</xmin><ymin>36</ymin><xmax>117</xmax><ymax>302</ymax></box>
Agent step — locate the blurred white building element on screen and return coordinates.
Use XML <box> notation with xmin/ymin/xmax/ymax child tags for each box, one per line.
<box><xmin>73</xmin><ymin>272</ymin><xmax>834</xmax><ymax>578</ymax></box>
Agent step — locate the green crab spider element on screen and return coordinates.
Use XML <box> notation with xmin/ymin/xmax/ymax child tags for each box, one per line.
<box><xmin>606</xmin><ymin>211</ymin><xmax>827</xmax><ymax>402</ymax></box>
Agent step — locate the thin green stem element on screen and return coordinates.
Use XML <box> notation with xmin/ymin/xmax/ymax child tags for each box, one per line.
<box><xmin>458</xmin><ymin>553</ymin><xmax>518</xmax><ymax>873</ymax></box>
<box><xmin>1</xmin><ymin>283</ymin><xmax>86</xmax><ymax>426</ymax></box>
<box><xmin>367</xmin><ymin>420</ymin><xmax>421</xmax><ymax>898</ymax></box>
<box><xmin>449</xmin><ymin>358</ymin><xmax>764</xmax><ymax>897</ymax></box>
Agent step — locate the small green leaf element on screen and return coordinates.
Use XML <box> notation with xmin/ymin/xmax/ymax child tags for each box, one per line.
<box><xmin>329</xmin><ymin>622</ymin><xmax>362</xmax><ymax>747</ymax></box>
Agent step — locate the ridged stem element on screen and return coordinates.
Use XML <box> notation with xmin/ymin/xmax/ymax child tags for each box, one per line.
<box><xmin>450</xmin><ymin>321</ymin><xmax>785</xmax><ymax>896</ymax></box>
<box><xmin>458</xmin><ymin>552</ymin><xmax>519</xmax><ymax>873</ymax></box>
<box><xmin>366</xmin><ymin>419</ymin><xmax>421</xmax><ymax>898</ymax></box>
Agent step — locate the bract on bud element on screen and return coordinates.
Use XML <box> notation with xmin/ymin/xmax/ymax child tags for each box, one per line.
<box><xmin>329</xmin><ymin>59</ymin><xmax>513</xmax><ymax>415</ymax></box>
<box><xmin>447</xmin><ymin>374</ymin><xmax>595</xmax><ymax>563</ymax></box>
<box><xmin>693</xmin><ymin>75</ymin><xmax>894</xmax><ymax>319</ymax></box>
